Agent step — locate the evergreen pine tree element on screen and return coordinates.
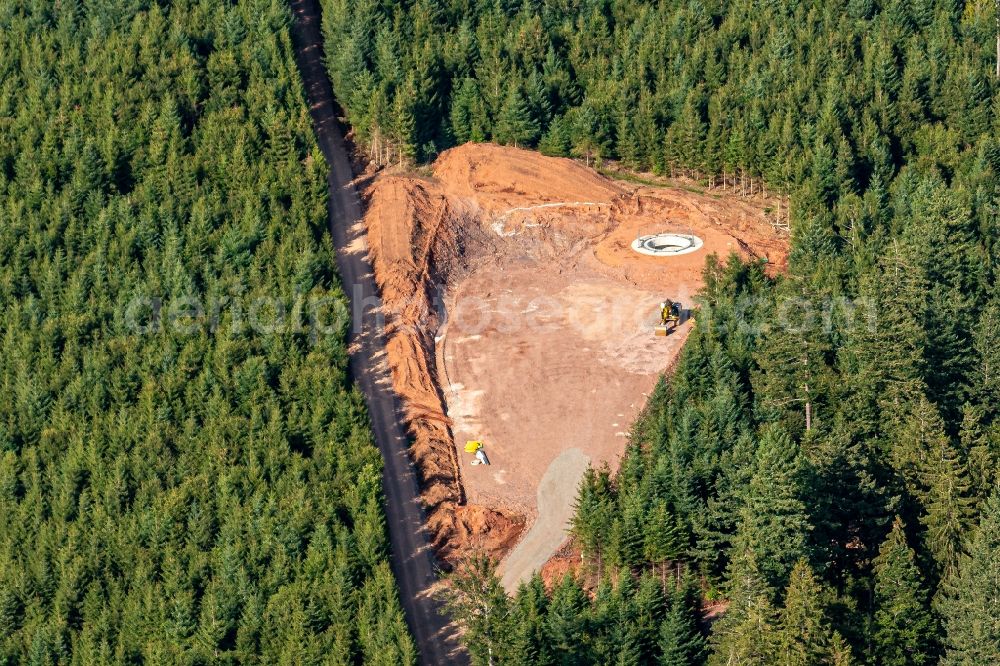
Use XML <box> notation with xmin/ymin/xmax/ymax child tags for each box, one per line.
<box><xmin>658</xmin><ymin>575</ymin><xmax>706</xmax><ymax>666</ymax></box>
<box><xmin>775</xmin><ymin>560</ymin><xmax>837</xmax><ymax>666</ymax></box>
<box><xmin>571</xmin><ymin>465</ymin><xmax>613</xmax><ymax>578</ymax></box>
<box><xmin>495</xmin><ymin>83</ymin><xmax>539</xmax><ymax>148</ymax></box>
<box><xmin>438</xmin><ymin>555</ymin><xmax>511</xmax><ymax>666</ymax></box>
<box><xmin>847</xmin><ymin>247</ymin><xmax>929</xmax><ymax>432</ymax></box>
<box><xmin>939</xmin><ymin>488</ymin><xmax>1000</xmax><ymax>665</ymax></box>
<box><xmin>506</xmin><ymin>575</ymin><xmax>550</xmax><ymax>665</ymax></box>
<box><xmin>972</xmin><ymin>297</ymin><xmax>1000</xmax><ymax>417</ymax></box>
<box><xmin>960</xmin><ymin>403</ymin><xmax>995</xmax><ymax>503</ymax></box>
<box><xmin>391</xmin><ymin>80</ymin><xmax>419</xmax><ymax>163</ymax></box>
<box><xmin>633</xmin><ymin>573</ymin><xmax>668</xmax><ymax>662</ymax></box>
<box><xmin>450</xmin><ymin>77</ymin><xmax>489</xmax><ymax>144</ymax></box>
<box><xmin>644</xmin><ymin>500</ymin><xmax>683</xmax><ymax>585</ymax></box>
<box><xmin>871</xmin><ymin>517</ymin><xmax>938</xmax><ymax>666</ymax></box>
<box><xmin>830</xmin><ymin>632</ymin><xmax>855</xmax><ymax>666</ymax></box>
<box><xmin>754</xmin><ymin>279</ymin><xmax>834</xmax><ymax>435</ymax></box>
<box><xmin>450</xmin><ymin>78</ymin><xmax>477</xmax><ymax>145</ymax></box>
<box><xmin>919</xmin><ymin>436</ymin><xmax>974</xmax><ymax>585</ymax></box>
<box><xmin>617</xmin><ymin>105</ymin><xmax>640</xmax><ymax>170</ymax></box>
<box><xmin>538</xmin><ymin>114</ymin><xmax>572</xmax><ymax>156</ymax></box>
<box><xmin>548</xmin><ymin>574</ymin><xmax>589</xmax><ymax>665</ymax></box>
<box><xmin>608</xmin><ymin>493</ymin><xmax>646</xmax><ymax>572</ymax></box>
<box><xmin>708</xmin><ymin>552</ymin><xmax>778</xmax><ymax>666</ymax></box>
<box><xmin>676</xmin><ymin>90</ymin><xmax>706</xmax><ymax>173</ymax></box>
<box><xmin>889</xmin><ymin>394</ymin><xmax>950</xmax><ymax>504</ymax></box>
<box><xmin>731</xmin><ymin>426</ymin><xmax>811</xmax><ymax>593</ymax></box>
<box><xmin>693</xmin><ymin>432</ymin><xmax>756</xmax><ymax>579</ymax></box>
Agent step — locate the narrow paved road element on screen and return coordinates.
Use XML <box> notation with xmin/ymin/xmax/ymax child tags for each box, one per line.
<box><xmin>288</xmin><ymin>2</ymin><xmax>468</xmax><ymax>663</ymax></box>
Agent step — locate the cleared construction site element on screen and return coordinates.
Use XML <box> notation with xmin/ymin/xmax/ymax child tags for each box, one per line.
<box><xmin>359</xmin><ymin>143</ymin><xmax>787</xmax><ymax>589</ymax></box>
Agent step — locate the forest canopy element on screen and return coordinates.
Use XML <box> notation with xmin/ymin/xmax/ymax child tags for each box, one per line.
<box><xmin>0</xmin><ymin>0</ymin><xmax>414</xmax><ymax>662</ymax></box>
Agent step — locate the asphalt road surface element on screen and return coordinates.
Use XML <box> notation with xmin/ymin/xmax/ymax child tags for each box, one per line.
<box><xmin>288</xmin><ymin>1</ymin><xmax>468</xmax><ymax>663</ymax></box>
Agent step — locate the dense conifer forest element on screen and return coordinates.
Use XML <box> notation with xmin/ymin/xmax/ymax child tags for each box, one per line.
<box><xmin>0</xmin><ymin>1</ymin><xmax>415</xmax><ymax>662</ymax></box>
<box><xmin>321</xmin><ymin>0</ymin><xmax>1000</xmax><ymax>663</ymax></box>
<box><xmin>3</xmin><ymin>0</ymin><xmax>999</xmax><ymax>662</ymax></box>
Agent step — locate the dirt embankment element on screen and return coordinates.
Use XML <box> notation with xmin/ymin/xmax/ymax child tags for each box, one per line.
<box><xmin>363</xmin><ymin>175</ymin><xmax>524</xmax><ymax>562</ymax></box>
<box><xmin>360</xmin><ymin>143</ymin><xmax>787</xmax><ymax>567</ymax></box>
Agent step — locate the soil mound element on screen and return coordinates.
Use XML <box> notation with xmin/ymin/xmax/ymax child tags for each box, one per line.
<box><xmin>432</xmin><ymin>143</ymin><xmax>623</xmax><ymax>210</ymax></box>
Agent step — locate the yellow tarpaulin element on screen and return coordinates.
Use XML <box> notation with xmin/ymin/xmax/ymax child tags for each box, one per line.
<box><xmin>464</xmin><ymin>440</ymin><xmax>483</xmax><ymax>453</ymax></box>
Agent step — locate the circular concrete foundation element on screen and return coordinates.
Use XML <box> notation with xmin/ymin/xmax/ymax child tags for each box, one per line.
<box><xmin>631</xmin><ymin>233</ymin><xmax>704</xmax><ymax>256</ymax></box>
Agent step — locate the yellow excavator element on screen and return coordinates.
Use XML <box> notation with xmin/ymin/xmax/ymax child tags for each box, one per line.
<box><xmin>655</xmin><ymin>299</ymin><xmax>682</xmax><ymax>336</ymax></box>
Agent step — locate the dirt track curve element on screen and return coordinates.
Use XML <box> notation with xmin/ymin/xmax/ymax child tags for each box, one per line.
<box><xmin>288</xmin><ymin>1</ymin><xmax>468</xmax><ymax>663</ymax></box>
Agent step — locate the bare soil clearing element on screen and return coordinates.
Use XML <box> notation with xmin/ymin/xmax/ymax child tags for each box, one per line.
<box><xmin>440</xmin><ymin>265</ymin><xmax>690</xmax><ymax>515</ymax></box>
<box><xmin>360</xmin><ymin>143</ymin><xmax>786</xmax><ymax>576</ymax></box>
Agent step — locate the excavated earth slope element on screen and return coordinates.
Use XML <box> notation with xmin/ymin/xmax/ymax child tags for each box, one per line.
<box><xmin>360</xmin><ymin>143</ymin><xmax>787</xmax><ymax>569</ymax></box>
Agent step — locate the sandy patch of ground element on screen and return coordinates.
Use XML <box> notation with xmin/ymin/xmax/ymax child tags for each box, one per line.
<box><xmin>498</xmin><ymin>448</ymin><xmax>591</xmax><ymax>591</ymax></box>
<box><xmin>440</xmin><ymin>265</ymin><xmax>690</xmax><ymax>516</ymax></box>
<box><xmin>358</xmin><ymin>143</ymin><xmax>786</xmax><ymax>572</ymax></box>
